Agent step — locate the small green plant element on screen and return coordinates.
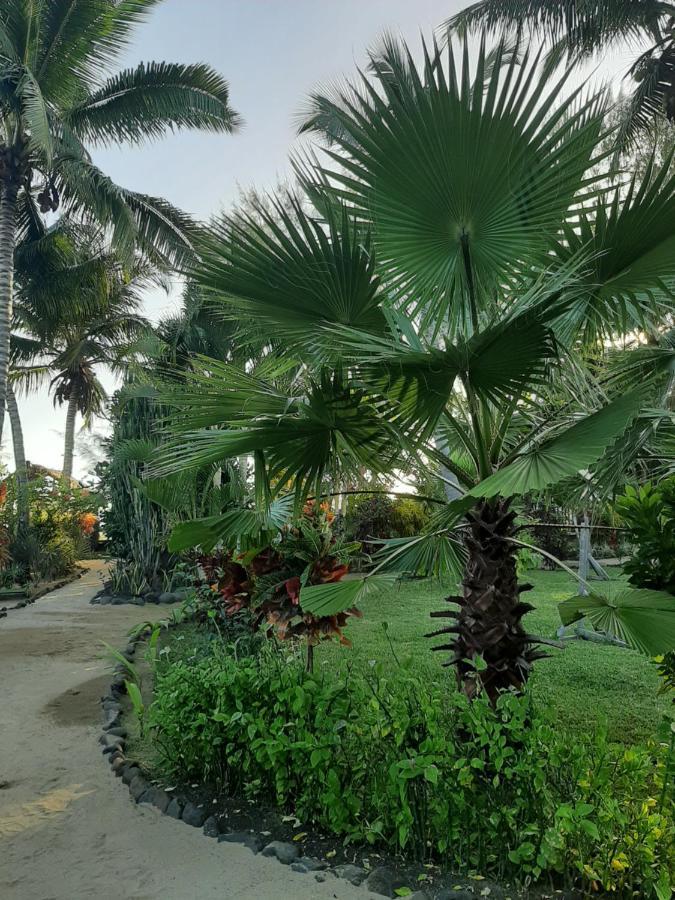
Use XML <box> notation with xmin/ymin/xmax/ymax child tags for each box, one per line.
<box><xmin>125</xmin><ymin>680</ymin><xmax>146</xmax><ymax>738</ymax></box>
<box><xmin>102</xmin><ymin>642</ymin><xmax>140</xmax><ymax>684</ymax></box>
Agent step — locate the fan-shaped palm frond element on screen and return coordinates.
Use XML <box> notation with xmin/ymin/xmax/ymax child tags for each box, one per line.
<box><xmin>444</xmin><ymin>2</ymin><xmax>675</xmax><ymax>150</ymax></box>
<box><xmin>195</xmin><ymin>197</ymin><xmax>388</xmax><ymax>350</ymax></box>
<box><xmin>303</xmin><ymin>36</ymin><xmax>608</xmax><ymax>334</ymax></box>
<box><xmin>552</xmin><ymin>152</ymin><xmax>675</xmax><ymax>343</ymax></box>
<box><xmin>150</xmin><ymin>367</ymin><xmax>400</xmax><ymax>505</ymax></box>
<box><xmin>168</xmin><ymin>495</ymin><xmax>295</xmax><ymax>553</ymax></box>
<box><xmin>559</xmin><ymin>587</ymin><xmax>675</xmax><ymax>655</ymax></box>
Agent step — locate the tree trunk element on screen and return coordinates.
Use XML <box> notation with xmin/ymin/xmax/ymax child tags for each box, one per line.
<box><xmin>0</xmin><ymin>180</ymin><xmax>19</xmax><ymax>445</ymax></box>
<box><xmin>62</xmin><ymin>395</ymin><xmax>78</xmax><ymax>480</ymax></box>
<box><xmin>428</xmin><ymin>497</ymin><xmax>547</xmax><ymax>704</ymax></box>
<box><xmin>6</xmin><ymin>382</ymin><xmax>29</xmax><ymax>530</ymax></box>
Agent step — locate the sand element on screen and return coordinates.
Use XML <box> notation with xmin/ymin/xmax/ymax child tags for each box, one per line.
<box><xmin>0</xmin><ymin>562</ymin><xmax>379</xmax><ymax>899</ymax></box>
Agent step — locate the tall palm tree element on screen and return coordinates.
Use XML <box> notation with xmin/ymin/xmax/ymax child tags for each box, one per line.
<box><xmin>13</xmin><ymin>223</ymin><xmax>153</xmax><ymax>479</ymax></box>
<box><xmin>444</xmin><ymin>1</ymin><xmax>675</xmax><ymax>149</ymax></box>
<box><xmin>150</xmin><ymin>38</ymin><xmax>675</xmax><ymax>701</ymax></box>
<box><xmin>0</xmin><ymin>0</ymin><xmax>240</xmax><ymax>443</ymax></box>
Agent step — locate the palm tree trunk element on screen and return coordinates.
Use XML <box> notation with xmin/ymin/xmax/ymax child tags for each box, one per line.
<box><xmin>62</xmin><ymin>395</ymin><xmax>78</xmax><ymax>480</ymax></box>
<box><xmin>428</xmin><ymin>497</ymin><xmax>547</xmax><ymax>704</ymax></box>
<box><xmin>0</xmin><ymin>180</ymin><xmax>19</xmax><ymax>445</ymax></box>
<box><xmin>6</xmin><ymin>382</ymin><xmax>29</xmax><ymax>530</ymax></box>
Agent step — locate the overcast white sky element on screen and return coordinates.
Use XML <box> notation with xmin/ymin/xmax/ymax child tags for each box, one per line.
<box><xmin>6</xmin><ymin>0</ymin><xmax>636</xmax><ymax>479</ymax></box>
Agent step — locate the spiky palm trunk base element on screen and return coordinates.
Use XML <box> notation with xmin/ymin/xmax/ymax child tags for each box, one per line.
<box><xmin>428</xmin><ymin>497</ymin><xmax>547</xmax><ymax>703</ymax></box>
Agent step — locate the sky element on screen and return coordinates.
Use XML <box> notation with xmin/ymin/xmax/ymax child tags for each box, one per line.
<box><xmin>6</xmin><ymin>0</ymin><xmax>636</xmax><ymax>479</ymax></box>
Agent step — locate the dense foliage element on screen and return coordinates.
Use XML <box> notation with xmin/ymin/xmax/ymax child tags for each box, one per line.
<box><xmin>98</xmin><ymin>394</ymin><xmax>175</xmax><ymax>597</ymax></box>
<box><xmin>344</xmin><ymin>494</ymin><xmax>431</xmax><ymax>558</ymax></box>
<box><xmin>148</xmin><ymin>639</ymin><xmax>674</xmax><ymax>896</ymax></box>
<box><xmin>0</xmin><ymin>474</ymin><xmax>98</xmax><ymax>585</ymax></box>
<box><xmin>617</xmin><ymin>477</ymin><xmax>675</xmax><ymax>594</ymax></box>
<box><xmin>186</xmin><ymin>501</ymin><xmax>364</xmax><ymax>668</ymax></box>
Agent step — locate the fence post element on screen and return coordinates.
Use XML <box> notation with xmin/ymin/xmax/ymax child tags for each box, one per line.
<box><xmin>578</xmin><ymin>512</ymin><xmax>590</xmax><ymax>597</ymax></box>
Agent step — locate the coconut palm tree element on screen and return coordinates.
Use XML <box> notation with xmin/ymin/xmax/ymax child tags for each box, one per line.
<box><xmin>444</xmin><ymin>1</ymin><xmax>675</xmax><ymax>149</ymax></box>
<box><xmin>149</xmin><ymin>38</ymin><xmax>675</xmax><ymax>701</ymax></box>
<box><xmin>12</xmin><ymin>223</ymin><xmax>154</xmax><ymax>479</ymax></box>
<box><xmin>0</xmin><ymin>0</ymin><xmax>241</xmax><ymax>443</ymax></box>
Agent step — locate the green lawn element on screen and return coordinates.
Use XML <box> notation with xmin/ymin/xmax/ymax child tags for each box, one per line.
<box><xmin>314</xmin><ymin>568</ymin><xmax>668</xmax><ymax>744</ymax></box>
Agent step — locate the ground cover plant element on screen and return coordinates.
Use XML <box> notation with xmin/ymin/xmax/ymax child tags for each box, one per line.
<box><xmin>144</xmin><ymin>601</ymin><xmax>674</xmax><ymax>897</ymax></box>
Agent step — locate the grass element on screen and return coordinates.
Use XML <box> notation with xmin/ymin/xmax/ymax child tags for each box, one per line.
<box><xmin>312</xmin><ymin>567</ymin><xmax>669</xmax><ymax>744</ymax></box>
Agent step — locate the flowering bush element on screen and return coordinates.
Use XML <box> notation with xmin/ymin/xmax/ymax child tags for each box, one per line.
<box><xmin>0</xmin><ymin>475</ymin><xmax>100</xmax><ymax>583</ymax></box>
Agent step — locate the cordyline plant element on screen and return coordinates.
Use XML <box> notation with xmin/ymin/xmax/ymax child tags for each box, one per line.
<box><xmin>150</xmin><ymin>37</ymin><xmax>675</xmax><ymax>702</ymax></box>
<box><xmin>187</xmin><ymin>501</ymin><xmax>363</xmax><ymax>671</ymax></box>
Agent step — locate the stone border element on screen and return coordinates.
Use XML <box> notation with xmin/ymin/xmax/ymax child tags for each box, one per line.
<box><xmin>90</xmin><ymin>586</ymin><xmax>190</xmax><ymax>607</ymax></box>
<box><xmin>99</xmin><ymin>628</ymin><xmax>527</xmax><ymax>900</ymax></box>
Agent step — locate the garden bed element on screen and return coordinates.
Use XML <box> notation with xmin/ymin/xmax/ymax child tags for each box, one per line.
<box><xmin>104</xmin><ymin>622</ymin><xmax>578</xmax><ymax>900</ymax></box>
<box><xmin>103</xmin><ymin>570</ymin><xmax>674</xmax><ymax>900</ymax></box>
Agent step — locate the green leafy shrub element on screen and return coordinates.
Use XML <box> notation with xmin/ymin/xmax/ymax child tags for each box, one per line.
<box><xmin>148</xmin><ymin>644</ymin><xmax>674</xmax><ymax>895</ymax></box>
<box><xmin>345</xmin><ymin>494</ymin><xmax>431</xmax><ymax>557</ymax></box>
<box><xmin>616</xmin><ymin>479</ymin><xmax>675</xmax><ymax>593</ymax></box>
<box><xmin>187</xmin><ymin>502</ymin><xmax>364</xmax><ymax>667</ymax></box>
<box><xmin>0</xmin><ymin>475</ymin><xmax>99</xmax><ymax>582</ymax></box>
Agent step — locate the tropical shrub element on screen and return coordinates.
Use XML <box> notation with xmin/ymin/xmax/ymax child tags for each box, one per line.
<box><xmin>152</xmin><ymin>33</ymin><xmax>675</xmax><ymax>699</ymax></box>
<box><xmin>0</xmin><ymin>475</ymin><xmax>99</xmax><ymax>583</ymax></box>
<box><xmin>149</xmin><ymin>643</ymin><xmax>674</xmax><ymax>896</ymax></box>
<box><xmin>345</xmin><ymin>494</ymin><xmax>430</xmax><ymax>557</ymax></box>
<box><xmin>187</xmin><ymin>501</ymin><xmax>363</xmax><ymax>668</ymax></box>
<box><xmin>616</xmin><ymin>478</ymin><xmax>675</xmax><ymax>593</ymax></box>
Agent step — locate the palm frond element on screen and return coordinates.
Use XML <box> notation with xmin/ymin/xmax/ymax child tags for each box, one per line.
<box><xmin>559</xmin><ymin>587</ymin><xmax>675</xmax><ymax>656</ymax></box>
<box><xmin>66</xmin><ymin>61</ymin><xmax>241</xmax><ymax>145</ymax></box>
<box><xmin>552</xmin><ymin>152</ymin><xmax>675</xmax><ymax>343</ymax></box>
<box><xmin>443</xmin><ymin>2</ymin><xmax>668</xmax><ymax>54</ymax></box>
<box><xmin>464</xmin><ymin>387</ymin><xmax>647</xmax><ymax>500</ymax></box>
<box><xmin>168</xmin><ymin>495</ymin><xmax>295</xmax><ymax>553</ymax></box>
<box><xmin>307</xmin><ymin>35</ymin><xmax>608</xmax><ymax>334</ymax></box>
<box><xmin>195</xmin><ymin>197</ymin><xmax>388</xmax><ymax>350</ymax></box>
<box><xmin>300</xmin><ymin>574</ymin><xmax>396</xmax><ymax>616</ymax></box>
<box><xmin>150</xmin><ymin>369</ymin><xmax>400</xmax><ymax>505</ymax></box>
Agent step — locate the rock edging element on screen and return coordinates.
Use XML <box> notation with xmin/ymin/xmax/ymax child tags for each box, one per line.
<box><xmin>91</xmin><ymin>587</ymin><xmax>190</xmax><ymax>607</ymax></box>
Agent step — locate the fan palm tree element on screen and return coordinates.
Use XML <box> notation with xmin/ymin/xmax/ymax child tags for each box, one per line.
<box><xmin>150</xmin><ymin>38</ymin><xmax>675</xmax><ymax>701</ymax></box>
<box><xmin>13</xmin><ymin>223</ymin><xmax>154</xmax><ymax>479</ymax></box>
<box><xmin>444</xmin><ymin>1</ymin><xmax>675</xmax><ymax>150</ymax></box>
<box><xmin>0</xmin><ymin>0</ymin><xmax>241</xmax><ymax>443</ymax></box>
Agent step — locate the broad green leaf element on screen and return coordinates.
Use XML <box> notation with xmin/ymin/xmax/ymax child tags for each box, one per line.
<box><xmin>376</xmin><ymin>512</ymin><xmax>473</xmax><ymax>580</ymax></box>
<box><xmin>466</xmin><ymin>389</ymin><xmax>645</xmax><ymax>499</ymax></box>
<box><xmin>552</xmin><ymin>156</ymin><xmax>675</xmax><ymax>344</ymax></box>
<box><xmin>310</xmin><ymin>35</ymin><xmax>607</xmax><ymax>332</ymax></box>
<box><xmin>558</xmin><ymin>588</ymin><xmax>675</xmax><ymax>656</ymax></box>
<box><xmin>168</xmin><ymin>495</ymin><xmax>294</xmax><ymax>552</ymax></box>
<box><xmin>300</xmin><ymin>575</ymin><xmax>395</xmax><ymax>616</ymax></box>
<box><xmin>196</xmin><ymin>200</ymin><xmax>387</xmax><ymax>351</ymax></box>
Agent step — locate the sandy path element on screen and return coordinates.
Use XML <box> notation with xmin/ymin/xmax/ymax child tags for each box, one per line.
<box><xmin>0</xmin><ymin>563</ymin><xmax>379</xmax><ymax>900</ymax></box>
